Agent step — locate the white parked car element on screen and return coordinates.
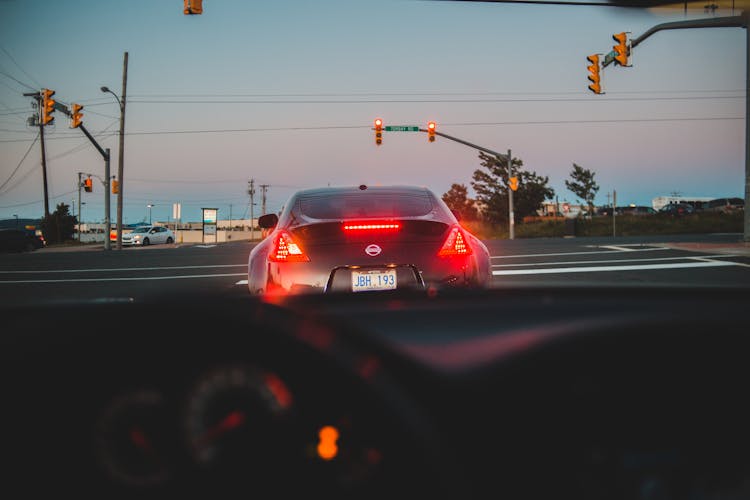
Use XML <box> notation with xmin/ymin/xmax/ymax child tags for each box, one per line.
<box><xmin>121</xmin><ymin>225</ymin><xmax>175</xmax><ymax>246</ymax></box>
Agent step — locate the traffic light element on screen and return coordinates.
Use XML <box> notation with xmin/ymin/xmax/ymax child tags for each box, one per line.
<box><xmin>83</xmin><ymin>177</ymin><xmax>93</xmax><ymax>192</ymax></box>
<box><xmin>111</xmin><ymin>179</ymin><xmax>119</xmax><ymax>194</ymax></box>
<box><xmin>71</xmin><ymin>103</ymin><xmax>83</xmax><ymax>128</ymax></box>
<box><xmin>374</xmin><ymin>118</ymin><xmax>383</xmax><ymax>146</ymax></box>
<box><xmin>612</xmin><ymin>32</ymin><xmax>629</xmax><ymax>66</ymax></box>
<box><xmin>184</xmin><ymin>0</ymin><xmax>202</xmax><ymax>14</ymax></box>
<box><xmin>586</xmin><ymin>54</ymin><xmax>602</xmax><ymax>95</ymax></box>
<box><xmin>509</xmin><ymin>177</ymin><xmax>519</xmax><ymax>191</ymax></box>
<box><xmin>427</xmin><ymin>121</ymin><xmax>436</xmax><ymax>142</ymax></box>
<box><xmin>41</xmin><ymin>88</ymin><xmax>55</xmax><ymax>125</ymax></box>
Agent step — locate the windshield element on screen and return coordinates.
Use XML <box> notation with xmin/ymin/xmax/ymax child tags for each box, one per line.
<box><xmin>1</xmin><ymin>2</ymin><xmax>749</xmax><ymax>499</ymax></box>
<box><xmin>1</xmin><ymin>1</ymin><xmax>745</xmax><ymax>257</ymax></box>
<box><xmin>297</xmin><ymin>192</ymin><xmax>435</xmax><ymax>219</ymax></box>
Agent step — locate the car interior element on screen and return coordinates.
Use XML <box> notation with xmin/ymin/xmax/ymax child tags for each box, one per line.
<box><xmin>3</xmin><ymin>284</ymin><xmax>749</xmax><ymax>499</ymax></box>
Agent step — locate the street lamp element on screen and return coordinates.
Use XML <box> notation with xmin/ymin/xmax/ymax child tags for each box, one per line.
<box><xmin>101</xmin><ymin>53</ymin><xmax>128</xmax><ymax>250</ymax></box>
<box><xmin>147</xmin><ymin>204</ymin><xmax>154</xmax><ymax>225</ymax></box>
<box><xmin>13</xmin><ymin>214</ymin><xmax>18</xmax><ymax>230</ymax></box>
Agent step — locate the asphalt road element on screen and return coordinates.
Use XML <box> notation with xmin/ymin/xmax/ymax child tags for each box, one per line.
<box><xmin>1</xmin><ymin>234</ymin><xmax>748</xmax><ymax>307</ymax></box>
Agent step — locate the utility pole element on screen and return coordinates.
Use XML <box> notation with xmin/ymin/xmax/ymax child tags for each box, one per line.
<box><xmin>39</xmin><ymin>104</ymin><xmax>50</xmax><ymax>217</ymax></box>
<box><xmin>248</xmin><ymin>179</ymin><xmax>256</xmax><ymax>240</ymax></box>
<box><xmin>116</xmin><ymin>52</ymin><xmax>128</xmax><ymax>250</ymax></box>
<box><xmin>260</xmin><ymin>184</ymin><xmax>269</xmax><ymax>215</ymax></box>
<box><xmin>23</xmin><ymin>92</ymin><xmax>50</xmax><ymax>217</ymax></box>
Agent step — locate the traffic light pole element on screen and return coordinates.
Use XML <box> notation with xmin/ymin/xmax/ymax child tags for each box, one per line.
<box><xmin>507</xmin><ymin>149</ymin><xmax>514</xmax><ymax>240</ymax></box>
<box><xmin>76</xmin><ymin>123</ymin><xmax>112</xmax><ymax>250</ymax></box>
<box><xmin>599</xmin><ymin>13</ymin><xmax>748</xmax><ymax>241</ymax></box>
<box><xmin>419</xmin><ymin>128</ymin><xmax>516</xmax><ymax>239</ymax></box>
<box><xmin>601</xmin><ymin>14</ymin><xmax>745</xmax><ymax>68</ymax></box>
<box><xmin>419</xmin><ymin>128</ymin><xmax>506</xmax><ymax>159</ymax></box>
<box><xmin>77</xmin><ymin>172</ymin><xmax>82</xmax><ymax>242</ymax></box>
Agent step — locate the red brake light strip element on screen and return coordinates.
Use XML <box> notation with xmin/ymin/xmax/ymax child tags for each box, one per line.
<box><xmin>342</xmin><ymin>223</ymin><xmax>400</xmax><ymax>231</ymax></box>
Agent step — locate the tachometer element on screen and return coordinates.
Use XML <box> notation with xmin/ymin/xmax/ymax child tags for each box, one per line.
<box><xmin>93</xmin><ymin>389</ymin><xmax>174</xmax><ymax>488</ymax></box>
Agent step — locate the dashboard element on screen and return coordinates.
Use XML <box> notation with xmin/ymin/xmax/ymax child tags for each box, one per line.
<box><xmin>2</xmin><ymin>286</ymin><xmax>749</xmax><ymax>500</ymax></box>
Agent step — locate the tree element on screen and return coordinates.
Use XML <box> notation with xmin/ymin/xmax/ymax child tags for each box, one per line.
<box><xmin>441</xmin><ymin>183</ymin><xmax>479</xmax><ymax>221</ymax></box>
<box><xmin>565</xmin><ymin>163</ymin><xmax>599</xmax><ymax>217</ymax></box>
<box><xmin>41</xmin><ymin>203</ymin><xmax>77</xmax><ymax>244</ymax></box>
<box><xmin>471</xmin><ymin>152</ymin><xmax>555</xmax><ymax>224</ymax></box>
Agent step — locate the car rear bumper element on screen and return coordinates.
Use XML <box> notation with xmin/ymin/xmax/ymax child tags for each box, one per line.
<box><xmin>262</xmin><ymin>256</ymin><xmax>483</xmax><ymax>294</ymax></box>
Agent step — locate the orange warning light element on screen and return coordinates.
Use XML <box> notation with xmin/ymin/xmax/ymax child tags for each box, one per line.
<box><xmin>316</xmin><ymin>425</ymin><xmax>339</xmax><ymax>461</ymax></box>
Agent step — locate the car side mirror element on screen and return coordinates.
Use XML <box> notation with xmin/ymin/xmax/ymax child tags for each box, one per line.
<box><xmin>258</xmin><ymin>213</ymin><xmax>278</xmax><ymax>229</ymax></box>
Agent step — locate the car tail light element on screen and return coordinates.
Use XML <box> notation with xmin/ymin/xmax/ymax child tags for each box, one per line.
<box><xmin>342</xmin><ymin>222</ymin><xmax>401</xmax><ymax>232</ymax></box>
<box><xmin>268</xmin><ymin>231</ymin><xmax>310</xmax><ymax>262</ymax></box>
<box><xmin>437</xmin><ymin>226</ymin><xmax>472</xmax><ymax>257</ymax></box>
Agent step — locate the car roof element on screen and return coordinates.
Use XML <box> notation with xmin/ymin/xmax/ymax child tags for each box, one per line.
<box><xmin>291</xmin><ymin>185</ymin><xmax>433</xmax><ymax>197</ymax></box>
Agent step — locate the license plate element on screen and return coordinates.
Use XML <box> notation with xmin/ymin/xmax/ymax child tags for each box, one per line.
<box><xmin>351</xmin><ymin>269</ymin><xmax>397</xmax><ymax>292</ymax></box>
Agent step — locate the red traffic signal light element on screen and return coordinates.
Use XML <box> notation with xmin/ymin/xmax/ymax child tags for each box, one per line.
<box><xmin>374</xmin><ymin>118</ymin><xmax>383</xmax><ymax>145</ymax></box>
<box><xmin>612</xmin><ymin>32</ymin><xmax>629</xmax><ymax>66</ymax></box>
<box><xmin>71</xmin><ymin>103</ymin><xmax>83</xmax><ymax>128</ymax></box>
<box><xmin>427</xmin><ymin>121</ymin><xmax>436</xmax><ymax>142</ymax></box>
<box><xmin>41</xmin><ymin>88</ymin><xmax>55</xmax><ymax>125</ymax></box>
<box><xmin>586</xmin><ymin>54</ymin><xmax>602</xmax><ymax>94</ymax></box>
<box><xmin>83</xmin><ymin>178</ymin><xmax>93</xmax><ymax>192</ymax></box>
<box><xmin>184</xmin><ymin>0</ymin><xmax>202</xmax><ymax>14</ymax></box>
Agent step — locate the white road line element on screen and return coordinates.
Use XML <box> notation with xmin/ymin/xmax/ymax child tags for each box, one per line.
<box><xmin>491</xmin><ymin>247</ymin><xmax>669</xmax><ymax>259</ymax></box>
<box><xmin>598</xmin><ymin>245</ymin><xmax>636</xmax><ymax>252</ymax></box>
<box><xmin>236</xmin><ymin>280</ymin><xmax>248</xmax><ymax>285</ymax></box>
<box><xmin>691</xmin><ymin>256</ymin><xmax>750</xmax><ymax>268</ymax></box>
<box><xmin>493</xmin><ymin>261</ymin><xmax>738</xmax><ymax>276</ymax></box>
<box><xmin>491</xmin><ymin>254</ymin><xmax>740</xmax><ymax>268</ymax></box>
<box><xmin>0</xmin><ymin>264</ymin><xmax>246</xmax><ymax>274</ymax></box>
<box><xmin>0</xmin><ymin>273</ymin><xmax>247</xmax><ymax>284</ymax></box>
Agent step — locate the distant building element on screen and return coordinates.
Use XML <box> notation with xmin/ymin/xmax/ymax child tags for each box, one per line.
<box><xmin>652</xmin><ymin>196</ymin><xmax>714</xmax><ymax>211</ymax></box>
<box><xmin>539</xmin><ymin>202</ymin><xmax>586</xmax><ymax>218</ymax></box>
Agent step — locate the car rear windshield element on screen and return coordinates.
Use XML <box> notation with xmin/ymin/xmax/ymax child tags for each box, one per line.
<box><xmin>298</xmin><ymin>192</ymin><xmax>434</xmax><ymax>219</ymax></box>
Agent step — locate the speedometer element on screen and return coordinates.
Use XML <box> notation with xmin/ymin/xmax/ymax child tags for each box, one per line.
<box><xmin>182</xmin><ymin>363</ymin><xmax>297</xmax><ymax>474</ymax></box>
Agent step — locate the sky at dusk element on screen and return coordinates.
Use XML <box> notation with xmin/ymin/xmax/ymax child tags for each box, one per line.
<box><xmin>0</xmin><ymin>0</ymin><xmax>744</xmax><ymax>224</ymax></box>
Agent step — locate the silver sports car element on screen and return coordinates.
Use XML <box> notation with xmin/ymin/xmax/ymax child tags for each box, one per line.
<box><xmin>247</xmin><ymin>185</ymin><xmax>492</xmax><ymax>295</ymax></box>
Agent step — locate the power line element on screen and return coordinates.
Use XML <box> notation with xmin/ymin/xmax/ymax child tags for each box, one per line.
<box><xmin>127</xmin><ymin>94</ymin><xmax>743</xmax><ymax>104</ymax></box>
<box><xmin>0</xmin><ymin>69</ymin><xmax>36</xmax><ymax>92</ymax></box>
<box><xmin>123</xmin><ymin>88</ymin><xmax>745</xmax><ymax>98</ymax></box>
<box><xmin>0</xmin><ymin>115</ymin><xmax>742</xmax><ymax>144</ymax></box>
<box><xmin>0</xmin><ymin>46</ymin><xmax>41</xmax><ymax>89</ymax></box>
<box><xmin>0</xmin><ymin>131</ymin><xmax>39</xmax><ymax>194</ymax></box>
